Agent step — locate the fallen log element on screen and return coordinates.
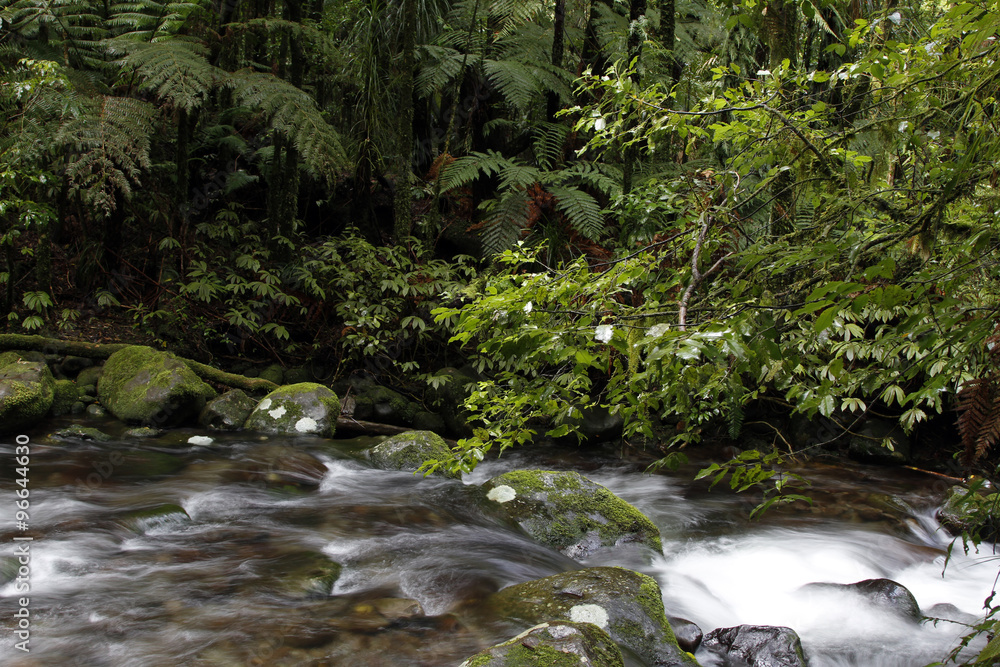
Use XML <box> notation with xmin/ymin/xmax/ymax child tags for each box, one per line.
<box><xmin>335</xmin><ymin>417</ymin><xmax>458</xmax><ymax>446</ymax></box>
<box><xmin>0</xmin><ymin>334</ymin><xmax>278</xmax><ymax>393</ymax></box>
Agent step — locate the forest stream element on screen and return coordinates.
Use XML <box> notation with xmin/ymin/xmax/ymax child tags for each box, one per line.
<box><xmin>0</xmin><ymin>416</ymin><xmax>995</xmax><ymax>667</ymax></box>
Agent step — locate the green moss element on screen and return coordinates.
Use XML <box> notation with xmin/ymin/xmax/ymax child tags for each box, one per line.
<box><xmin>98</xmin><ymin>346</ymin><xmax>215</xmax><ymax>425</ymax></box>
<box><xmin>462</xmin><ymin>655</ymin><xmax>492</xmax><ymax>667</ymax></box>
<box><xmin>485</xmin><ymin>470</ymin><xmax>662</xmax><ymax>555</ymax></box>
<box><xmin>369</xmin><ymin>430</ymin><xmax>458</xmax><ymax>478</ymax></box>
<box><xmin>0</xmin><ymin>360</ymin><xmax>55</xmax><ymax>433</ymax></box>
<box><xmin>50</xmin><ymin>379</ymin><xmax>80</xmax><ymax>416</ymax></box>
<box><xmin>503</xmin><ymin>643</ymin><xmax>584</xmax><ymax>666</ymax></box>
<box><xmin>637</xmin><ymin>574</ymin><xmax>678</xmax><ymax>642</ymax></box>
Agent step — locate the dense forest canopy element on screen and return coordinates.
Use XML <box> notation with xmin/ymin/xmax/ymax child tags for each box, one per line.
<box><xmin>2</xmin><ymin>0</ymin><xmax>1000</xmax><ymax>489</ymax></box>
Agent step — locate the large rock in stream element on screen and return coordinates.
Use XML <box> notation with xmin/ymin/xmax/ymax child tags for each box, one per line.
<box><xmin>244</xmin><ymin>383</ymin><xmax>340</xmax><ymax>437</ymax></box>
<box><xmin>937</xmin><ymin>484</ymin><xmax>1000</xmax><ymax>542</ymax></box>
<box><xmin>460</xmin><ymin>621</ymin><xmax>625</xmax><ymax>667</ymax></box>
<box><xmin>481</xmin><ymin>470</ymin><xmax>662</xmax><ymax>559</ymax></box>
<box><xmin>800</xmin><ymin>577</ymin><xmax>920</xmax><ymax>622</ymax></box>
<box><xmin>0</xmin><ymin>353</ymin><xmax>55</xmax><ymax>433</ymax></box>
<box><xmin>702</xmin><ymin>625</ymin><xmax>807</xmax><ymax>667</ymax></box>
<box><xmin>368</xmin><ymin>430</ymin><xmax>459</xmax><ymax>478</ymax></box>
<box><xmin>489</xmin><ymin>567</ymin><xmax>699</xmax><ymax>666</ymax></box>
<box><xmin>98</xmin><ymin>346</ymin><xmax>216</xmax><ymax>426</ymax></box>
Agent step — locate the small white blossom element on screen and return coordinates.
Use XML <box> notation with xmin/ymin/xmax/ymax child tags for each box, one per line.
<box><xmin>595</xmin><ymin>324</ymin><xmax>614</xmax><ymax>343</ymax></box>
<box><xmin>524</xmin><ymin>301</ymin><xmax>533</xmax><ymax>314</ymax></box>
<box><xmin>594</xmin><ymin>117</ymin><xmax>606</xmax><ymax>131</ymax></box>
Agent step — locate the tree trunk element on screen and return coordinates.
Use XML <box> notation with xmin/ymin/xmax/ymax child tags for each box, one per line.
<box><xmin>393</xmin><ymin>0</ymin><xmax>417</xmax><ymax>241</ymax></box>
<box><xmin>622</xmin><ymin>0</ymin><xmax>646</xmax><ymax>195</ymax></box>
<box><xmin>547</xmin><ymin>0</ymin><xmax>566</xmax><ymax>123</ymax></box>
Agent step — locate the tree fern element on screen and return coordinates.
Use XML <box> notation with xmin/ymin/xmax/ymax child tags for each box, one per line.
<box><xmin>107</xmin><ymin>0</ymin><xmax>208</xmax><ymax>42</ymax></box>
<box><xmin>58</xmin><ymin>95</ymin><xmax>155</xmax><ymax>214</ymax></box>
<box><xmin>227</xmin><ymin>69</ymin><xmax>346</xmax><ymax>180</ymax></box>
<box><xmin>533</xmin><ymin>121</ymin><xmax>570</xmax><ymax>170</ymax></box>
<box><xmin>480</xmin><ymin>188</ymin><xmax>529</xmax><ymax>254</ymax></box>
<box><xmin>116</xmin><ymin>40</ymin><xmax>216</xmax><ymax>110</ymax></box>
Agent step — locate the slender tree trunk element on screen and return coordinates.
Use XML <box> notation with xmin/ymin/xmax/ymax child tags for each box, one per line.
<box><xmin>580</xmin><ymin>0</ymin><xmax>611</xmax><ymax>78</ymax></box>
<box><xmin>547</xmin><ymin>0</ymin><xmax>566</xmax><ymax>123</ymax></box>
<box><xmin>622</xmin><ymin>0</ymin><xmax>646</xmax><ymax>195</ymax></box>
<box><xmin>393</xmin><ymin>0</ymin><xmax>416</xmax><ymax>241</ymax></box>
<box><xmin>660</xmin><ymin>0</ymin><xmax>680</xmax><ymax>84</ymax></box>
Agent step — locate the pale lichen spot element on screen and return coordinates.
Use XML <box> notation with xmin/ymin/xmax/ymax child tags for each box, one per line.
<box><xmin>259</xmin><ymin>398</ymin><xmax>272</xmax><ymax>410</ymax></box>
<box><xmin>569</xmin><ymin>603</ymin><xmax>609</xmax><ymax>628</ymax></box>
<box><xmin>487</xmin><ymin>485</ymin><xmax>516</xmax><ymax>503</ymax></box>
<box><xmin>295</xmin><ymin>417</ymin><xmax>318</xmax><ymax>433</ymax></box>
<box><xmin>268</xmin><ymin>406</ymin><xmax>287</xmax><ymax>419</ymax></box>
<box><xmin>187</xmin><ymin>435</ymin><xmax>214</xmax><ymax>446</ymax></box>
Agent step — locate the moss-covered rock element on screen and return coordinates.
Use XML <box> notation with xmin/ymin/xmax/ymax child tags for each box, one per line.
<box><xmin>97</xmin><ymin>346</ymin><xmax>216</xmax><ymax>427</ymax></box>
<box><xmin>460</xmin><ymin>621</ymin><xmax>625</xmax><ymax>667</ymax></box>
<box><xmin>76</xmin><ymin>365</ymin><xmax>104</xmax><ymax>389</ymax></box>
<box><xmin>702</xmin><ymin>625</ymin><xmax>806</xmax><ymax>667</ymax></box>
<box><xmin>199</xmin><ymin>388</ymin><xmax>256</xmax><ymax>430</ymax></box>
<box><xmin>368</xmin><ymin>430</ymin><xmax>459</xmax><ymax>478</ymax></box>
<box><xmin>50</xmin><ymin>379</ymin><xmax>80</xmax><ymax>417</ymax></box>
<box><xmin>117</xmin><ymin>503</ymin><xmax>190</xmax><ymax>532</ymax></box>
<box><xmin>0</xmin><ymin>358</ymin><xmax>55</xmax><ymax>433</ymax></box>
<box><xmin>353</xmin><ymin>385</ymin><xmax>420</xmax><ymax>426</ymax></box>
<box><xmin>58</xmin><ymin>355</ymin><xmax>93</xmax><ymax>378</ymax></box>
<box><xmin>244</xmin><ymin>383</ymin><xmax>340</xmax><ymax>437</ymax></box>
<box><xmin>481</xmin><ymin>470</ymin><xmax>662</xmax><ymax>559</ymax></box>
<box><xmin>52</xmin><ymin>424</ymin><xmax>113</xmax><ymax>442</ymax></box>
<box><xmin>489</xmin><ymin>567</ymin><xmax>698</xmax><ymax>667</ymax></box>
<box><xmin>123</xmin><ymin>427</ymin><xmax>165</xmax><ymax>438</ymax></box>
<box><xmin>937</xmin><ymin>484</ymin><xmax>1000</xmax><ymax>541</ymax></box>
<box><xmin>260</xmin><ymin>363</ymin><xmax>285</xmax><ymax>386</ymax></box>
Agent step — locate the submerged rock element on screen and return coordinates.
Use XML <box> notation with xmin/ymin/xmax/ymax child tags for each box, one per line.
<box><xmin>0</xmin><ymin>358</ymin><xmax>55</xmax><ymax>433</ymax></box>
<box><xmin>460</xmin><ymin>621</ymin><xmax>625</xmax><ymax>667</ymax></box>
<box><xmin>481</xmin><ymin>469</ymin><xmax>662</xmax><ymax>559</ymax></box>
<box><xmin>117</xmin><ymin>503</ymin><xmax>190</xmax><ymax>532</ymax></box>
<box><xmin>244</xmin><ymin>383</ymin><xmax>340</xmax><ymax>437</ymax></box>
<box><xmin>231</xmin><ymin>444</ymin><xmax>329</xmax><ymax>489</ymax></box>
<box><xmin>123</xmin><ymin>427</ymin><xmax>165</xmax><ymax>439</ymax></box>
<box><xmin>668</xmin><ymin>616</ymin><xmax>703</xmax><ymax>653</ymax></box>
<box><xmin>98</xmin><ymin>346</ymin><xmax>216</xmax><ymax>427</ymax></box>
<box><xmin>53</xmin><ymin>424</ymin><xmax>113</xmax><ymax>442</ymax></box>
<box><xmin>199</xmin><ymin>389</ymin><xmax>256</xmax><ymax>430</ymax></box>
<box><xmin>368</xmin><ymin>430</ymin><xmax>458</xmax><ymax>478</ymax></box>
<box><xmin>702</xmin><ymin>625</ymin><xmax>806</xmax><ymax>667</ymax></box>
<box><xmin>269</xmin><ymin>551</ymin><xmax>343</xmax><ymax>597</ymax></box>
<box><xmin>489</xmin><ymin>566</ymin><xmax>698</xmax><ymax>666</ymax></box>
<box><xmin>800</xmin><ymin>578</ymin><xmax>920</xmax><ymax>622</ymax></box>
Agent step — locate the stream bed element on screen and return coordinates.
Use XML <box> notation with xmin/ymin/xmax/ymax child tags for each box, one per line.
<box><xmin>0</xmin><ymin>417</ymin><xmax>995</xmax><ymax>666</ymax></box>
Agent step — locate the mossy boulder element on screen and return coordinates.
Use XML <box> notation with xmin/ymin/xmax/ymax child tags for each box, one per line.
<box><xmin>801</xmin><ymin>578</ymin><xmax>920</xmax><ymax>622</ymax></box>
<box><xmin>260</xmin><ymin>363</ymin><xmax>285</xmax><ymax>386</ymax></box>
<box><xmin>0</xmin><ymin>358</ymin><xmax>55</xmax><ymax>433</ymax></box>
<box><xmin>490</xmin><ymin>567</ymin><xmax>698</xmax><ymax>667</ymax></box>
<box><xmin>481</xmin><ymin>470</ymin><xmax>663</xmax><ymax>559</ymax></box>
<box><xmin>702</xmin><ymin>625</ymin><xmax>806</xmax><ymax>667</ymax></box>
<box><xmin>49</xmin><ymin>379</ymin><xmax>81</xmax><ymax>417</ymax></box>
<box><xmin>98</xmin><ymin>346</ymin><xmax>216</xmax><ymax>427</ymax></box>
<box><xmin>368</xmin><ymin>430</ymin><xmax>459</xmax><ymax>478</ymax></box>
<box><xmin>199</xmin><ymin>389</ymin><xmax>256</xmax><ymax>430</ymax></box>
<box><xmin>460</xmin><ymin>621</ymin><xmax>625</xmax><ymax>667</ymax></box>
<box><xmin>76</xmin><ymin>365</ymin><xmax>103</xmax><ymax>389</ymax></box>
<box><xmin>937</xmin><ymin>484</ymin><xmax>1000</xmax><ymax>541</ymax></box>
<box><xmin>117</xmin><ymin>503</ymin><xmax>190</xmax><ymax>532</ymax></box>
<box><xmin>244</xmin><ymin>383</ymin><xmax>340</xmax><ymax>437</ymax></box>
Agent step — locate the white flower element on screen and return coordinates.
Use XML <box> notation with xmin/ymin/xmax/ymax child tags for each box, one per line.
<box><xmin>889</xmin><ymin>11</ymin><xmax>902</xmax><ymax>24</ymax></box>
<box><xmin>898</xmin><ymin>121</ymin><xmax>909</xmax><ymax>133</ymax></box>
<box><xmin>594</xmin><ymin>117</ymin><xmax>606</xmax><ymax>131</ymax></box>
<box><xmin>648</xmin><ymin>323</ymin><xmax>670</xmax><ymax>337</ymax></box>
<box><xmin>756</xmin><ymin>69</ymin><xmax>771</xmax><ymax>77</ymax></box>
<box><xmin>595</xmin><ymin>324</ymin><xmax>614</xmax><ymax>343</ymax></box>
<box><xmin>524</xmin><ymin>301</ymin><xmax>533</xmax><ymax>314</ymax></box>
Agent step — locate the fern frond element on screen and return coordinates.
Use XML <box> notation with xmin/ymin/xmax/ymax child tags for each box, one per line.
<box><xmin>481</xmin><ymin>188</ymin><xmax>529</xmax><ymax>254</ymax></box>
<box><xmin>108</xmin><ymin>0</ymin><xmax>209</xmax><ymax>41</ymax></box>
<box><xmin>58</xmin><ymin>95</ymin><xmax>155</xmax><ymax>214</ymax></box>
<box><xmin>483</xmin><ymin>58</ymin><xmax>544</xmax><ymax>114</ymax></box>
<box><xmin>117</xmin><ymin>40</ymin><xmax>216</xmax><ymax>110</ymax></box>
<box><xmin>558</xmin><ymin>162</ymin><xmax>620</xmax><ymax>196</ymax></box>
<box><xmin>958</xmin><ymin>377</ymin><xmax>993</xmax><ymax>464</ymax></box>
<box><xmin>532</xmin><ymin>122</ymin><xmax>569</xmax><ymax>170</ymax></box>
<box><xmin>227</xmin><ymin>69</ymin><xmax>346</xmax><ymax>180</ymax></box>
<box><xmin>416</xmin><ymin>45</ymin><xmax>470</xmax><ymax>98</ymax></box>
<box><xmin>439</xmin><ymin>150</ymin><xmax>509</xmax><ymax>191</ymax></box>
<box><xmin>549</xmin><ymin>185</ymin><xmax>605</xmax><ymax>240</ymax></box>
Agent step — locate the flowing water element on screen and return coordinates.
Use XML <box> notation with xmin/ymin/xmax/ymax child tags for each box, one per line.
<box><xmin>0</xmin><ymin>417</ymin><xmax>995</xmax><ymax>666</ymax></box>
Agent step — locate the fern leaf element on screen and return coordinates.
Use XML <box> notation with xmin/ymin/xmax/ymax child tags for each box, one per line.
<box><xmin>118</xmin><ymin>41</ymin><xmax>216</xmax><ymax>111</ymax></box>
<box><xmin>483</xmin><ymin>58</ymin><xmax>543</xmax><ymax>114</ymax></box>
<box><xmin>549</xmin><ymin>185</ymin><xmax>605</xmax><ymax>240</ymax></box>
<box><xmin>482</xmin><ymin>189</ymin><xmax>529</xmax><ymax>254</ymax></box>
<box><xmin>439</xmin><ymin>150</ymin><xmax>509</xmax><ymax>191</ymax></box>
